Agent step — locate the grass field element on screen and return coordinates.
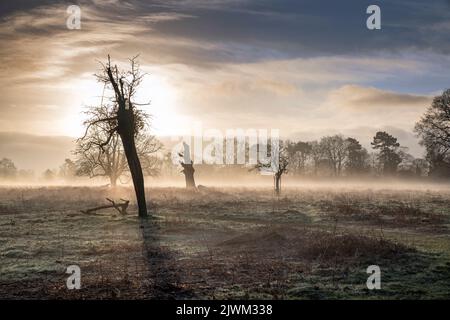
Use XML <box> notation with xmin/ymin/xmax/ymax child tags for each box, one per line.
<box><xmin>1</xmin><ymin>185</ymin><xmax>450</xmax><ymax>299</ymax></box>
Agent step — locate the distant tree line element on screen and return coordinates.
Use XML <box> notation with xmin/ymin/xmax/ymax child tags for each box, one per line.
<box><xmin>1</xmin><ymin>89</ymin><xmax>449</xmax><ymax>187</ymax></box>
<box><xmin>277</xmin><ymin>130</ymin><xmax>424</xmax><ymax>178</ymax></box>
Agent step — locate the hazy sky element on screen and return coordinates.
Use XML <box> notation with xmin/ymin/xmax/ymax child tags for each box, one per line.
<box><xmin>1</xmin><ymin>0</ymin><xmax>450</xmax><ymax>169</ymax></box>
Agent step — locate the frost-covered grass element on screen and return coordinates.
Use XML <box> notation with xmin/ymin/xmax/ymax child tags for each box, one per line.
<box><xmin>0</xmin><ymin>186</ymin><xmax>449</xmax><ymax>299</ymax></box>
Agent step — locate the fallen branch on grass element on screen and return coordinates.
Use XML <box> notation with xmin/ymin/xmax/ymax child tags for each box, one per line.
<box><xmin>81</xmin><ymin>198</ymin><xmax>130</xmax><ymax>215</ymax></box>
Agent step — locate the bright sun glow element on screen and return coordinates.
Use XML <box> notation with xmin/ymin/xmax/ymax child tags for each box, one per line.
<box><xmin>59</xmin><ymin>77</ymin><xmax>103</xmax><ymax>137</ymax></box>
<box><xmin>137</xmin><ymin>73</ymin><xmax>190</xmax><ymax>137</ymax></box>
<box><xmin>61</xmin><ymin>70</ymin><xmax>190</xmax><ymax>138</ymax></box>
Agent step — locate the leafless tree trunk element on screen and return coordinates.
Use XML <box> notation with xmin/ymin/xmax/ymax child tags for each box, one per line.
<box><xmin>274</xmin><ymin>173</ymin><xmax>281</xmax><ymax>195</ymax></box>
<box><xmin>179</xmin><ymin>142</ymin><xmax>196</xmax><ymax>189</ymax></box>
<box><xmin>106</xmin><ymin>68</ymin><xmax>148</xmax><ymax>217</ymax></box>
<box><xmin>119</xmin><ymin>110</ymin><xmax>147</xmax><ymax>216</ymax></box>
<box><xmin>78</xmin><ymin>56</ymin><xmax>158</xmax><ymax>217</ymax></box>
<box><xmin>181</xmin><ymin>162</ymin><xmax>196</xmax><ymax>189</ymax></box>
<box><xmin>254</xmin><ymin>141</ymin><xmax>288</xmax><ymax>195</ymax></box>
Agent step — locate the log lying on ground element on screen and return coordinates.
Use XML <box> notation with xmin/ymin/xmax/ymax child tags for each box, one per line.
<box><xmin>81</xmin><ymin>198</ymin><xmax>130</xmax><ymax>215</ymax></box>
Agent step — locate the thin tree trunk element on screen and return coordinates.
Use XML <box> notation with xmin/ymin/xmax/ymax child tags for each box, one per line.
<box><xmin>275</xmin><ymin>174</ymin><xmax>281</xmax><ymax>195</ymax></box>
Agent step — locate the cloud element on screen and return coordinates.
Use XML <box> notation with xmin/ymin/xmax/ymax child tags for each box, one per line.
<box><xmin>0</xmin><ymin>0</ymin><xmax>449</xmax><ymax>156</ymax></box>
<box><xmin>144</xmin><ymin>0</ymin><xmax>450</xmax><ymax>60</ymax></box>
<box><xmin>317</xmin><ymin>86</ymin><xmax>432</xmax><ymax>140</ymax></box>
<box><xmin>3</xmin><ymin>0</ymin><xmax>450</xmax><ymax>77</ymax></box>
<box><xmin>328</xmin><ymin>85</ymin><xmax>432</xmax><ymax>110</ymax></box>
<box><xmin>0</xmin><ymin>1</ymin><xmax>199</xmax><ymax>85</ymax></box>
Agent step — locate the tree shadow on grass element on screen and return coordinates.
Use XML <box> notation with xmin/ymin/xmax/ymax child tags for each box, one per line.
<box><xmin>139</xmin><ymin>216</ymin><xmax>196</xmax><ymax>299</ymax></box>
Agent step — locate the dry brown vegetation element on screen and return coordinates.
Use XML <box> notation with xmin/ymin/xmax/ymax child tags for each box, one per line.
<box><xmin>317</xmin><ymin>194</ymin><xmax>446</xmax><ymax>231</ymax></box>
<box><xmin>0</xmin><ymin>186</ymin><xmax>449</xmax><ymax>299</ymax></box>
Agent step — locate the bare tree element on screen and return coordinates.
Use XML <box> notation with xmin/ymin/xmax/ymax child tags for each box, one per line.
<box><xmin>81</xmin><ymin>55</ymin><xmax>151</xmax><ymax>217</ymax></box>
<box><xmin>273</xmin><ymin>151</ymin><xmax>289</xmax><ymax>194</ymax></box>
<box><xmin>320</xmin><ymin>135</ymin><xmax>347</xmax><ymax>176</ymax></box>
<box><xmin>286</xmin><ymin>141</ymin><xmax>312</xmax><ymax>175</ymax></box>
<box><xmin>76</xmin><ymin>105</ymin><xmax>162</xmax><ymax>187</ymax></box>
<box><xmin>0</xmin><ymin>158</ymin><xmax>17</xmax><ymax>179</ymax></box>
<box><xmin>59</xmin><ymin>158</ymin><xmax>77</xmax><ymax>180</ymax></box>
<box><xmin>309</xmin><ymin>140</ymin><xmax>324</xmax><ymax>175</ymax></box>
<box><xmin>254</xmin><ymin>141</ymin><xmax>289</xmax><ymax>194</ymax></box>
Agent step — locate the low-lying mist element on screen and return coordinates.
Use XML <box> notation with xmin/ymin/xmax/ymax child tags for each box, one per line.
<box><xmin>1</xmin><ymin>174</ymin><xmax>449</xmax><ymax>192</ymax></box>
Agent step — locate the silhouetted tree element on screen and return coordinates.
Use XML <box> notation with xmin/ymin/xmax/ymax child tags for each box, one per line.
<box><xmin>255</xmin><ymin>141</ymin><xmax>289</xmax><ymax>194</ymax></box>
<box><xmin>81</xmin><ymin>55</ymin><xmax>151</xmax><ymax>217</ymax></box>
<box><xmin>367</xmin><ymin>152</ymin><xmax>382</xmax><ymax>175</ymax></box>
<box><xmin>371</xmin><ymin>131</ymin><xmax>402</xmax><ymax>175</ymax></box>
<box><xmin>76</xmin><ymin>104</ymin><xmax>162</xmax><ymax>187</ymax></box>
<box><xmin>179</xmin><ymin>142</ymin><xmax>196</xmax><ymax>189</ymax></box>
<box><xmin>273</xmin><ymin>151</ymin><xmax>289</xmax><ymax>194</ymax></box>
<box><xmin>345</xmin><ymin>137</ymin><xmax>369</xmax><ymax>175</ymax></box>
<box><xmin>320</xmin><ymin>135</ymin><xmax>347</xmax><ymax>176</ymax></box>
<box><xmin>161</xmin><ymin>152</ymin><xmax>177</xmax><ymax>177</ymax></box>
<box><xmin>397</xmin><ymin>149</ymin><xmax>417</xmax><ymax>177</ymax></box>
<box><xmin>286</xmin><ymin>141</ymin><xmax>312</xmax><ymax>175</ymax></box>
<box><xmin>0</xmin><ymin>158</ymin><xmax>17</xmax><ymax>179</ymax></box>
<box><xmin>42</xmin><ymin>169</ymin><xmax>55</xmax><ymax>181</ymax></box>
<box><xmin>412</xmin><ymin>158</ymin><xmax>429</xmax><ymax>177</ymax></box>
<box><xmin>415</xmin><ymin>89</ymin><xmax>450</xmax><ymax>178</ymax></box>
<box><xmin>59</xmin><ymin>158</ymin><xmax>77</xmax><ymax>180</ymax></box>
<box><xmin>309</xmin><ymin>140</ymin><xmax>324</xmax><ymax>175</ymax></box>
